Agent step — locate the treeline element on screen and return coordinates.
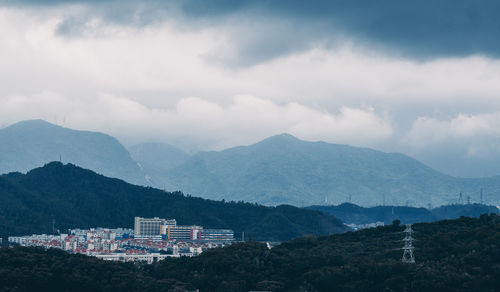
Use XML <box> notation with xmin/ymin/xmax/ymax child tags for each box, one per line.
<box><xmin>0</xmin><ymin>162</ymin><xmax>346</xmax><ymax>241</ymax></box>
<box><xmin>1</xmin><ymin>214</ymin><xmax>499</xmax><ymax>291</ymax></box>
<box><xmin>308</xmin><ymin>202</ymin><xmax>499</xmax><ymax>225</ymax></box>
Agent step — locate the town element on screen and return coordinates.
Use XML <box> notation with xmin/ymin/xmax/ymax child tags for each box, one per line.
<box><xmin>8</xmin><ymin>217</ymin><xmax>234</xmax><ymax>264</ymax></box>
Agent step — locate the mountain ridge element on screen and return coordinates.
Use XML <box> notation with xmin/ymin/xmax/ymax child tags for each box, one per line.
<box><xmin>157</xmin><ymin>133</ymin><xmax>500</xmax><ymax>207</ymax></box>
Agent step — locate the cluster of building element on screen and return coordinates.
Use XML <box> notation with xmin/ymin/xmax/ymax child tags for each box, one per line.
<box><xmin>8</xmin><ymin>217</ymin><xmax>234</xmax><ymax>263</ymax></box>
<box><xmin>134</xmin><ymin>216</ymin><xmax>234</xmax><ymax>241</ymax></box>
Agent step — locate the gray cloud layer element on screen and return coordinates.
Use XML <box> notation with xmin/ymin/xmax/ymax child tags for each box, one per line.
<box><xmin>4</xmin><ymin>0</ymin><xmax>500</xmax><ymax>66</ymax></box>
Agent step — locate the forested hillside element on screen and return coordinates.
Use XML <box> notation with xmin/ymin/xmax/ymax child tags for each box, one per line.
<box><xmin>0</xmin><ymin>162</ymin><xmax>346</xmax><ymax>241</ymax></box>
<box><xmin>1</xmin><ymin>215</ymin><xmax>498</xmax><ymax>291</ymax></box>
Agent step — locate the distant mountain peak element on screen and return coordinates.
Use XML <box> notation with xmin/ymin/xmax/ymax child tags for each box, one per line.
<box><xmin>5</xmin><ymin>119</ymin><xmax>61</xmax><ymax>130</ymax></box>
<box><xmin>258</xmin><ymin>133</ymin><xmax>301</xmax><ymax>145</ymax></box>
<box><xmin>271</xmin><ymin>133</ymin><xmax>299</xmax><ymax>140</ymax></box>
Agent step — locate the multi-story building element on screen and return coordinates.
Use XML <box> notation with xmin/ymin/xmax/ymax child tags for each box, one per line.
<box><xmin>165</xmin><ymin>225</ymin><xmax>203</xmax><ymax>240</ymax></box>
<box><xmin>134</xmin><ymin>217</ymin><xmax>176</xmax><ymax>240</ymax></box>
<box><xmin>200</xmin><ymin>229</ymin><xmax>234</xmax><ymax>241</ymax></box>
<box><xmin>135</xmin><ymin>216</ymin><xmax>233</xmax><ymax>241</ymax></box>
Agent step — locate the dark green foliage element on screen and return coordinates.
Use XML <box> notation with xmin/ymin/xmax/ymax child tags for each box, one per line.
<box><xmin>150</xmin><ymin>214</ymin><xmax>500</xmax><ymax>291</ymax></box>
<box><xmin>0</xmin><ymin>247</ymin><xmax>192</xmax><ymax>292</ymax></box>
<box><xmin>0</xmin><ymin>162</ymin><xmax>347</xmax><ymax>241</ymax></box>
<box><xmin>309</xmin><ymin>202</ymin><xmax>499</xmax><ymax>225</ymax></box>
<box><xmin>1</xmin><ymin>215</ymin><xmax>499</xmax><ymax>291</ymax></box>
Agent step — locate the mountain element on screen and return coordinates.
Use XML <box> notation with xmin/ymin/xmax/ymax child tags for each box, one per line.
<box><xmin>2</xmin><ymin>214</ymin><xmax>499</xmax><ymax>291</ymax></box>
<box><xmin>308</xmin><ymin>202</ymin><xmax>499</xmax><ymax>225</ymax></box>
<box><xmin>128</xmin><ymin>143</ymin><xmax>191</xmax><ymax>189</ymax></box>
<box><xmin>0</xmin><ymin>120</ymin><xmax>147</xmax><ymax>185</ymax></box>
<box><xmin>157</xmin><ymin>133</ymin><xmax>500</xmax><ymax>207</ymax></box>
<box><xmin>0</xmin><ymin>162</ymin><xmax>347</xmax><ymax>241</ymax></box>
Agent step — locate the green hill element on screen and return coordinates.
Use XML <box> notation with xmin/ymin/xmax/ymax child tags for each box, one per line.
<box><xmin>158</xmin><ymin>134</ymin><xmax>500</xmax><ymax>207</ymax></box>
<box><xmin>0</xmin><ymin>162</ymin><xmax>347</xmax><ymax>241</ymax></box>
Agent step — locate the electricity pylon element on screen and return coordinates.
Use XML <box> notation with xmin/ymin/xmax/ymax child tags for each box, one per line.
<box><xmin>401</xmin><ymin>224</ymin><xmax>415</xmax><ymax>264</ymax></box>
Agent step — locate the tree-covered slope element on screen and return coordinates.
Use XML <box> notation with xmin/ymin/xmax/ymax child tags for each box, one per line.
<box><xmin>1</xmin><ymin>215</ymin><xmax>499</xmax><ymax>291</ymax></box>
<box><xmin>151</xmin><ymin>214</ymin><xmax>500</xmax><ymax>291</ymax></box>
<box><xmin>159</xmin><ymin>134</ymin><xmax>500</xmax><ymax>207</ymax></box>
<box><xmin>0</xmin><ymin>162</ymin><xmax>347</xmax><ymax>241</ymax></box>
<box><xmin>308</xmin><ymin>202</ymin><xmax>499</xmax><ymax>225</ymax></box>
<box><xmin>0</xmin><ymin>120</ymin><xmax>147</xmax><ymax>185</ymax></box>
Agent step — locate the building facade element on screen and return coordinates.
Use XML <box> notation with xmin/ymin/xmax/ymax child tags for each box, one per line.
<box><xmin>134</xmin><ymin>217</ymin><xmax>176</xmax><ymax>240</ymax></box>
<box><xmin>165</xmin><ymin>225</ymin><xmax>203</xmax><ymax>240</ymax></box>
<box><xmin>200</xmin><ymin>229</ymin><xmax>234</xmax><ymax>241</ymax></box>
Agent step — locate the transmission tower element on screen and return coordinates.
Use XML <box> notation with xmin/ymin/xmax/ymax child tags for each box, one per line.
<box><xmin>401</xmin><ymin>224</ymin><xmax>415</xmax><ymax>264</ymax></box>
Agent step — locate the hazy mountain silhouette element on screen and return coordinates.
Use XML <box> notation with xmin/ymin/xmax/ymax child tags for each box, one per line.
<box><xmin>158</xmin><ymin>134</ymin><xmax>500</xmax><ymax>207</ymax></box>
<box><xmin>0</xmin><ymin>120</ymin><xmax>147</xmax><ymax>185</ymax></box>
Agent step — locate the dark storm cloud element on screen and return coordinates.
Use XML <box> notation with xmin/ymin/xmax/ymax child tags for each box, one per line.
<box><xmin>180</xmin><ymin>0</ymin><xmax>500</xmax><ymax>59</ymax></box>
<box><xmin>3</xmin><ymin>0</ymin><xmax>500</xmax><ymax>63</ymax></box>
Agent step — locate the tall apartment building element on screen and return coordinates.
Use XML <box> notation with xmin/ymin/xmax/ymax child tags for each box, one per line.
<box><xmin>134</xmin><ymin>217</ymin><xmax>176</xmax><ymax>240</ymax></box>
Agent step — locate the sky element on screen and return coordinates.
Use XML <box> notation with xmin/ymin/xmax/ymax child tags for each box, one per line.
<box><xmin>1</xmin><ymin>0</ymin><xmax>500</xmax><ymax>177</ymax></box>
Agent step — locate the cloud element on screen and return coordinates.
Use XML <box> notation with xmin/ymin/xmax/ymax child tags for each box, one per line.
<box><xmin>4</xmin><ymin>5</ymin><xmax>499</xmax><ymax>112</ymax></box>
<box><xmin>3</xmin><ymin>0</ymin><xmax>500</xmax><ymax>66</ymax></box>
<box><xmin>0</xmin><ymin>92</ymin><xmax>394</xmax><ymax>151</ymax></box>
<box><xmin>404</xmin><ymin>112</ymin><xmax>500</xmax><ymax>150</ymax></box>
<box><xmin>402</xmin><ymin>112</ymin><xmax>500</xmax><ymax>177</ymax></box>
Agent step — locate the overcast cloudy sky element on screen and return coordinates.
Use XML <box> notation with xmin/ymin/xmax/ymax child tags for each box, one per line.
<box><xmin>1</xmin><ymin>0</ymin><xmax>500</xmax><ymax>177</ymax></box>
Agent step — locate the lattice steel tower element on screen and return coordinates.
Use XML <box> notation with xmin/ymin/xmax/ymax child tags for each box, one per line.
<box><xmin>401</xmin><ymin>224</ymin><xmax>415</xmax><ymax>264</ymax></box>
